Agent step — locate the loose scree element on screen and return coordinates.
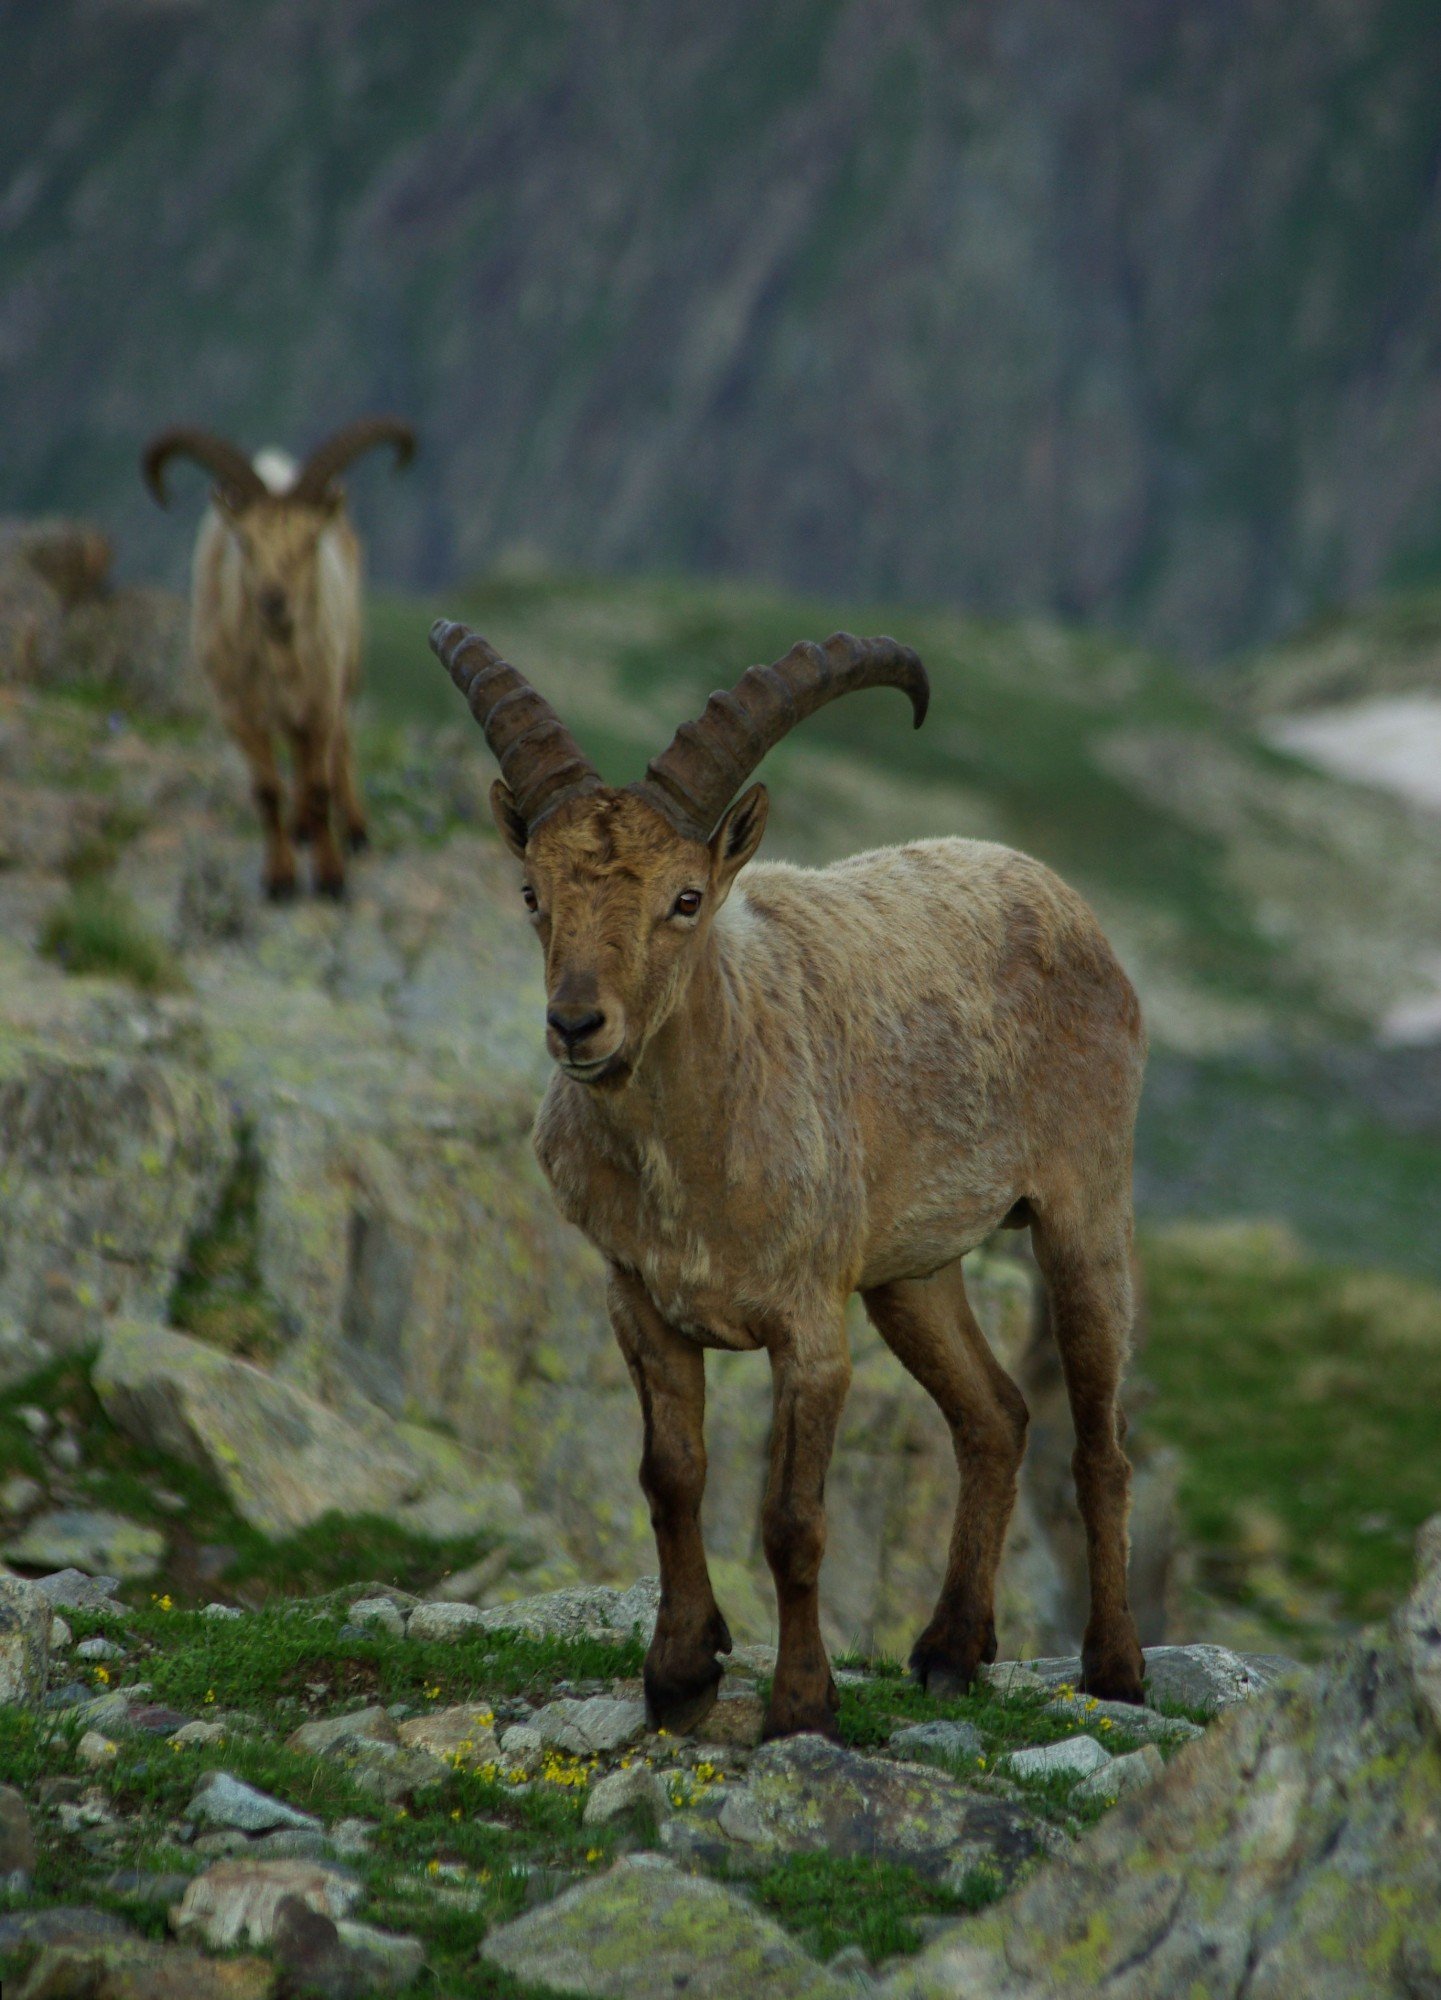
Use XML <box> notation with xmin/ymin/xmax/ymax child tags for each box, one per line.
<box><xmin>143</xmin><ymin>417</ymin><xmax>415</xmax><ymax>899</ymax></box>
<box><xmin>430</xmin><ymin>617</ymin><xmax>1148</xmax><ymax>1742</ymax></box>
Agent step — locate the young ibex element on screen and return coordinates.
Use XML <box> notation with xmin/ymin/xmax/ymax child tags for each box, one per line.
<box><xmin>143</xmin><ymin>419</ymin><xmax>415</xmax><ymax>898</ymax></box>
<box><xmin>430</xmin><ymin>619</ymin><xmax>1147</xmax><ymax>1740</ymax></box>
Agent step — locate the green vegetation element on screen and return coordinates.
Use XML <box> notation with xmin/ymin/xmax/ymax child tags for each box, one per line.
<box><xmin>1141</xmin><ymin>1222</ymin><xmax>1441</xmax><ymax>1644</ymax></box>
<box><xmin>39</xmin><ymin>876</ymin><xmax>182</xmax><ymax>993</ymax></box>
<box><xmin>2</xmin><ymin>1596</ymin><xmax>1178</xmax><ymax>1988</ymax></box>
<box><xmin>0</xmin><ymin>1356</ymin><xmax>505</xmax><ymax>1606</ymax></box>
<box><xmin>737</xmin><ymin>1852</ymin><xmax>998</xmax><ymax>1962</ymax></box>
<box><xmin>169</xmin><ymin>1131</ymin><xmax>285</xmax><ymax>1363</ymax></box>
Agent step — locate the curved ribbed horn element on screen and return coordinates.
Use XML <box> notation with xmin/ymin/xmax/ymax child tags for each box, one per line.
<box><xmin>633</xmin><ymin>632</ymin><xmax>929</xmax><ymax>840</ymax></box>
<box><xmin>429</xmin><ymin>619</ymin><xmax>602</xmax><ymax>832</ymax></box>
<box><xmin>142</xmin><ymin>429</ymin><xmax>268</xmax><ymax>509</ymax></box>
<box><xmin>289</xmin><ymin>417</ymin><xmax>415</xmax><ymax>504</ymax></box>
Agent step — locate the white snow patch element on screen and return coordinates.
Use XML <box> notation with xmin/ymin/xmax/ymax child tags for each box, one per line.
<box><xmin>1264</xmin><ymin>694</ymin><xmax>1441</xmax><ymax>816</ymax></box>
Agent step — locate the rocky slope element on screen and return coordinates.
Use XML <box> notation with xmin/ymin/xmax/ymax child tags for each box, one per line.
<box><xmin>2</xmin><ymin>1531</ymin><xmax>1438</xmax><ymax>1997</ymax></box>
<box><xmin>9</xmin><ymin>2</ymin><xmax>1441</xmax><ymax>657</ymax></box>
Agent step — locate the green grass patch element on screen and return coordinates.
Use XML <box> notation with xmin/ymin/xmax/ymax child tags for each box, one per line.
<box><xmin>1141</xmin><ymin>1221</ymin><xmax>1441</xmax><ymax>1639</ymax></box>
<box><xmin>0</xmin><ymin>1356</ymin><xmax>511</xmax><ymax>1607</ymax></box>
<box><xmin>93</xmin><ymin>1600</ymin><xmax>642</xmax><ymax>1719</ymax></box>
<box><xmin>737</xmin><ymin>1851</ymin><xmax>1001</xmax><ymax>1964</ymax></box>
<box><xmin>39</xmin><ymin>876</ymin><xmax>182</xmax><ymax>992</ymax></box>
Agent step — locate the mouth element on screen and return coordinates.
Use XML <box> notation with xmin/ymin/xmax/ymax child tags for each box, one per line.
<box><xmin>559</xmin><ymin>1051</ymin><xmax>627</xmax><ymax>1086</ymax></box>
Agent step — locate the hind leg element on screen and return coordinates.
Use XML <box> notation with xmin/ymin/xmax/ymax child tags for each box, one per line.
<box><xmin>863</xmin><ymin>1263</ymin><xmax>1029</xmax><ymax>1695</ymax></box>
<box><xmin>1030</xmin><ymin>1197</ymin><xmax>1146</xmax><ymax>1704</ymax></box>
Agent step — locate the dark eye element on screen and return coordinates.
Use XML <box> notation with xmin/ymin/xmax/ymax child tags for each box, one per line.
<box><xmin>522</xmin><ymin>885</ymin><xmax>539</xmax><ymax>914</ymax></box>
<box><xmin>672</xmin><ymin>889</ymin><xmax>703</xmax><ymax>919</ymax></box>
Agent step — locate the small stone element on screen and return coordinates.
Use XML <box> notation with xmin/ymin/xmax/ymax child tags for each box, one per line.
<box><xmin>0</xmin><ymin>1784</ymin><xmax>36</xmax><ymax>1878</ymax></box>
<box><xmin>499</xmin><ymin>1723</ymin><xmax>543</xmax><ymax>1762</ymax></box>
<box><xmin>0</xmin><ymin>1907</ymin><xmax>136</xmax><ymax>1955</ymax></box>
<box><xmin>102</xmin><ymin>1869</ymin><xmax>195</xmax><ymax>1908</ymax></box>
<box><xmin>30</xmin><ymin>1569</ymin><xmax>126</xmax><ymax>1614</ymax></box>
<box><xmin>128</xmin><ymin>1703</ymin><xmax>192</xmax><ymax>1736</ymax></box>
<box><xmin>78</xmin><ymin>1730</ymin><xmax>119</xmax><ymax>1768</ymax></box>
<box><xmin>347</xmin><ymin>1597</ymin><xmax>405</xmax><ymax>1638</ymax></box>
<box><xmin>395</xmin><ymin>1703</ymin><xmax>500</xmax><ymax>1768</ymax></box>
<box><xmin>404</xmin><ymin>1600</ymin><xmax>485</xmax><ymax>1642</ymax></box>
<box><xmin>1002</xmin><ymin>1736</ymin><xmax>1112</xmax><ymax>1781</ymax></box>
<box><xmin>1073</xmin><ymin>1743</ymin><xmax>1165</xmax><ymax>1805</ymax></box>
<box><xmin>1043</xmin><ymin>1689</ymin><xmax>1204</xmax><ymax>1744</ymax></box>
<box><xmin>334</xmin><ymin>1918</ymin><xmax>427</xmax><ymax>1991</ymax></box>
<box><xmin>49</xmin><ymin>1616</ymin><xmax>73</xmax><ymax>1651</ymax></box>
<box><xmin>49</xmin><ymin>1430</ymin><xmax>82</xmax><ymax>1472</ymax></box>
<box><xmin>328</xmin><ymin>1819</ymin><xmax>377</xmax><ymax>1859</ymax></box>
<box><xmin>535</xmin><ymin>1695</ymin><xmax>648</xmax><ymax>1756</ymax></box>
<box><xmin>77</xmin><ymin>1636</ymin><xmax>124</xmax><ymax>1662</ymax></box>
<box><xmin>16</xmin><ymin>1406</ymin><xmax>50</xmax><ymax>1440</ymax></box>
<box><xmin>0</xmin><ymin>1574</ymin><xmax>51</xmax><ymax>1705</ymax></box>
<box><xmin>0</xmin><ymin>1473</ymin><xmax>43</xmax><ymax>1516</ymax></box>
<box><xmin>189</xmin><ymin>1771</ymin><xmax>320</xmax><ymax>1835</ymax></box>
<box><xmin>172</xmin><ymin>1855</ymin><xmax>363</xmax><ymax>1949</ymax></box>
<box><xmin>201</xmin><ymin>1602</ymin><xmax>244</xmax><ymax>1620</ymax></box>
<box><xmin>889</xmin><ymin>1720</ymin><xmax>985</xmax><ymax>1764</ymax></box>
<box><xmin>695</xmin><ymin>1690</ymin><xmax>766</xmax><ymax>1749</ymax></box>
<box><xmin>583</xmin><ymin>1765</ymin><xmax>670</xmax><ymax>1829</ymax></box>
<box><xmin>980</xmin><ymin>1661</ymin><xmax>1049</xmax><ymax>1696</ymax></box>
<box><xmin>287</xmin><ymin>1706</ymin><xmax>399</xmax><ymax>1757</ymax></box>
<box><xmin>476</xmin><ymin>1577</ymin><xmax>661</xmax><ymax>1645</ymax></box>
<box><xmin>171</xmin><ymin>1720</ymin><xmax>226</xmax><ymax>1748</ymax></box>
<box><xmin>4</xmin><ymin>1508</ymin><xmax>164</xmax><ymax>1582</ymax></box>
<box><xmin>16</xmin><ymin>1938</ymin><xmax>275</xmax><ymax>1997</ymax></box>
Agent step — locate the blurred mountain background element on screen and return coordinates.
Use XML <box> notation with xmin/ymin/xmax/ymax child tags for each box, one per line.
<box><xmin>7</xmin><ymin>0</ymin><xmax>1441</xmax><ymax>660</ymax></box>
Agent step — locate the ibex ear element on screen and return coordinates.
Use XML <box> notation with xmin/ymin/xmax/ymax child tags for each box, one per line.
<box><xmin>709</xmin><ymin>783</ymin><xmax>768</xmax><ymax>891</ymax></box>
<box><xmin>490</xmin><ymin>779</ymin><xmax>528</xmax><ymax>858</ymax></box>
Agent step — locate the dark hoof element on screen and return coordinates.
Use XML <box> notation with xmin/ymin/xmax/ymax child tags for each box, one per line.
<box><xmin>761</xmin><ymin>1676</ymin><xmax>842</xmax><ymax>1743</ymax></box>
<box><xmin>645</xmin><ymin>1654</ymin><xmax>724</xmax><ymax>1736</ymax></box>
<box><xmin>314</xmin><ymin>874</ymin><xmax>347</xmax><ymax>902</ymax></box>
<box><xmin>908</xmin><ymin>1613</ymin><xmax>996</xmax><ymax>1697</ymax></box>
<box><xmin>291</xmin><ymin>822</ymin><xmax>314</xmax><ymax>846</ymax></box>
<box><xmin>1081</xmin><ymin>1630</ymin><xmax>1147</xmax><ymax>1706</ymax></box>
<box><xmin>911</xmin><ymin>1660</ymin><xmax>973</xmax><ymax>1699</ymax></box>
<box><xmin>346</xmin><ymin>825</ymin><xmax>370</xmax><ymax>855</ymax></box>
<box><xmin>265</xmin><ymin>875</ymin><xmax>298</xmax><ymax>903</ymax></box>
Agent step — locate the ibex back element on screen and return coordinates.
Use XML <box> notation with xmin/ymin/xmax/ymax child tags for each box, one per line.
<box><xmin>430</xmin><ymin>619</ymin><xmax>1147</xmax><ymax>1740</ymax></box>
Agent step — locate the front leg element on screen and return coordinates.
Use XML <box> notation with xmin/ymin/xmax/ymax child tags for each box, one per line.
<box><xmin>607</xmin><ymin>1269</ymin><xmax>732</xmax><ymax>1733</ymax></box>
<box><xmin>761</xmin><ymin>1315</ymin><xmax>851</xmax><ymax>1741</ymax></box>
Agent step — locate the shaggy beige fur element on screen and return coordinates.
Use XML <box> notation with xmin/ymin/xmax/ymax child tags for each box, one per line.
<box><xmin>505</xmin><ymin>786</ymin><xmax>1147</xmax><ymax>1739</ymax></box>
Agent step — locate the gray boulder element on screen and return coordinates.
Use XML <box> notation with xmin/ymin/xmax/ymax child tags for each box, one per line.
<box><xmin>482</xmin><ymin>1855</ymin><xmax>854</xmax><ymax>1999</ymax></box>
<box><xmin>5</xmin><ymin>1507</ymin><xmax>164</xmax><ymax>1581</ymax></box>
<box><xmin>882</xmin><ymin>1540</ymin><xmax>1441</xmax><ymax>1999</ymax></box>
<box><xmin>664</xmin><ymin>1733</ymin><xmax>1051</xmax><ymax>1886</ymax></box>
<box><xmin>0</xmin><ymin>1576</ymin><xmax>50</xmax><ymax>1705</ymax></box>
<box><xmin>94</xmin><ymin>1321</ymin><xmax>421</xmax><ymax>1537</ymax></box>
<box><xmin>1020</xmin><ymin>1642</ymin><xmax>1298</xmax><ymax>1714</ymax></box>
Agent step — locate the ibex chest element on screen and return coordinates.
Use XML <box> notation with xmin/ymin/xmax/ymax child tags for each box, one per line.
<box><xmin>535</xmin><ymin>1107</ymin><xmax>772</xmax><ymax>1351</ymax></box>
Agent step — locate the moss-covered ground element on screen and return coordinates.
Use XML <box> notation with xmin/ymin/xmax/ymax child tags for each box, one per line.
<box><xmin>1</xmin><ymin>1597</ymin><xmax>1195</xmax><ymax>1994</ymax></box>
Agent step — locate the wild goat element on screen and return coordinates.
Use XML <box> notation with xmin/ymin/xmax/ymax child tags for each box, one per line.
<box><xmin>430</xmin><ymin>618</ymin><xmax>1148</xmax><ymax>1740</ymax></box>
<box><xmin>143</xmin><ymin>419</ymin><xmax>415</xmax><ymax>897</ymax></box>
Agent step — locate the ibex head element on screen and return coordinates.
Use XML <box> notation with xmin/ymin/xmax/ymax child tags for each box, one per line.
<box><xmin>429</xmin><ymin>620</ymin><xmax>928</xmax><ymax>1085</ymax></box>
<box><xmin>142</xmin><ymin>418</ymin><xmax>414</xmax><ymax>640</ymax></box>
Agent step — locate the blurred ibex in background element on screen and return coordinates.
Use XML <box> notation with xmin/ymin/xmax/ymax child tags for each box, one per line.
<box><xmin>143</xmin><ymin>419</ymin><xmax>415</xmax><ymax>898</ymax></box>
<box><xmin>430</xmin><ymin>618</ymin><xmax>1149</xmax><ymax>1742</ymax></box>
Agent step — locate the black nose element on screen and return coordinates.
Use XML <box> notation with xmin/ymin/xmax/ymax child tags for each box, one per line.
<box><xmin>546</xmin><ymin>1004</ymin><xmax>605</xmax><ymax>1048</ymax></box>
